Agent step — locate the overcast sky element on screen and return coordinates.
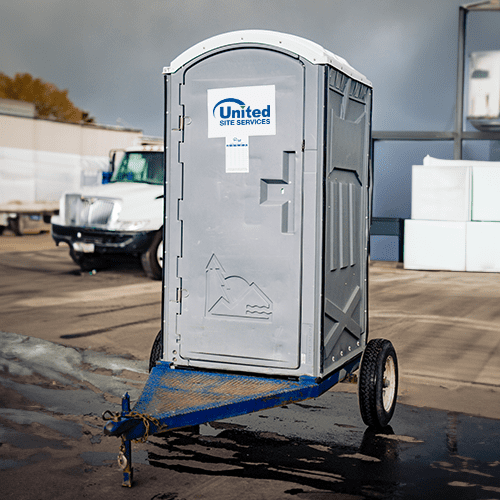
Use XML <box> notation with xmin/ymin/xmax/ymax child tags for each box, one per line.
<box><xmin>1</xmin><ymin>0</ymin><xmax>499</xmax><ymax>137</ymax></box>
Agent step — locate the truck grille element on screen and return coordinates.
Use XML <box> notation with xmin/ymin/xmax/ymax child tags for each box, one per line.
<box><xmin>65</xmin><ymin>194</ymin><xmax>116</xmax><ymax>227</ymax></box>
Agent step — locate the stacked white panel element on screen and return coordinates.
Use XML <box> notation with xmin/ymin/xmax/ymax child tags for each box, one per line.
<box><xmin>404</xmin><ymin>220</ymin><xmax>466</xmax><ymax>272</ymax></box>
<box><xmin>407</xmin><ymin>157</ymin><xmax>500</xmax><ymax>273</ymax></box>
<box><xmin>411</xmin><ymin>165</ymin><xmax>471</xmax><ymax>221</ymax></box>
<box><xmin>423</xmin><ymin>155</ymin><xmax>500</xmax><ymax>169</ymax></box>
<box><xmin>466</xmin><ymin>222</ymin><xmax>500</xmax><ymax>272</ymax></box>
<box><xmin>471</xmin><ymin>166</ymin><xmax>500</xmax><ymax>222</ymax></box>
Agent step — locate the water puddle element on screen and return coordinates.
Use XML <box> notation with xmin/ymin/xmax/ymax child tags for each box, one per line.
<box><xmin>139</xmin><ymin>407</ymin><xmax>500</xmax><ymax>499</ymax></box>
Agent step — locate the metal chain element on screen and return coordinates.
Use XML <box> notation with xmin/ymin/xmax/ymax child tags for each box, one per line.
<box><xmin>126</xmin><ymin>411</ymin><xmax>166</xmax><ymax>443</ymax></box>
<box><xmin>103</xmin><ymin>410</ymin><xmax>166</xmax><ymax>443</ymax></box>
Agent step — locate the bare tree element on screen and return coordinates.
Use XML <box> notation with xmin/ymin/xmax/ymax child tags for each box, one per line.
<box><xmin>0</xmin><ymin>72</ymin><xmax>95</xmax><ymax>123</ymax></box>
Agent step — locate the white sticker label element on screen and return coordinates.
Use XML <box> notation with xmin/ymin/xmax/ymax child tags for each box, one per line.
<box><xmin>225</xmin><ymin>136</ymin><xmax>249</xmax><ymax>173</ymax></box>
<box><xmin>208</xmin><ymin>85</ymin><xmax>276</xmax><ymax>173</ymax></box>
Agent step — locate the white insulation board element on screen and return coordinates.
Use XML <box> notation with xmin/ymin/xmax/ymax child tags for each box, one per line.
<box><xmin>466</xmin><ymin>221</ymin><xmax>500</xmax><ymax>272</ymax></box>
<box><xmin>471</xmin><ymin>166</ymin><xmax>500</xmax><ymax>222</ymax></box>
<box><xmin>420</xmin><ymin>156</ymin><xmax>500</xmax><ymax>222</ymax></box>
<box><xmin>404</xmin><ymin>220</ymin><xmax>466</xmax><ymax>272</ymax></box>
<box><xmin>411</xmin><ymin>164</ymin><xmax>471</xmax><ymax>221</ymax></box>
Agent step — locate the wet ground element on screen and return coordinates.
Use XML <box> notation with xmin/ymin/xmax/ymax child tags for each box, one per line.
<box><xmin>1</xmin><ymin>233</ymin><xmax>500</xmax><ymax>499</ymax></box>
<box><xmin>1</xmin><ymin>333</ymin><xmax>499</xmax><ymax>499</ymax></box>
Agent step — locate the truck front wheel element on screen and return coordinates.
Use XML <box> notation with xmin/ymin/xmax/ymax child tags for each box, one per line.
<box><xmin>141</xmin><ymin>230</ymin><xmax>163</xmax><ymax>280</ymax></box>
<box><xmin>10</xmin><ymin>215</ymin><xmax>24</xmax><ymax>236</ymax></box>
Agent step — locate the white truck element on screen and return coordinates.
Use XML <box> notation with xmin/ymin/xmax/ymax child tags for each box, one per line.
<box><xmin>51</xmin><ymin>139</ymin><xmax>164</xmax><ymax>279</ymax></box>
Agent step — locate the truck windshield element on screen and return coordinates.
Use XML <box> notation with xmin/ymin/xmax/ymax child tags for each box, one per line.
<box><xmin>111</xmin><ymin>152</ymin><xmax>164</xmax><ymax>185</ymax></box>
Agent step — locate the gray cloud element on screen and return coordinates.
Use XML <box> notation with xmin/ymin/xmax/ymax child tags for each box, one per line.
<box><xmin>1</xmin><ymin>0</ymin><xmax>498</xmax><ymax>137</ymax></box>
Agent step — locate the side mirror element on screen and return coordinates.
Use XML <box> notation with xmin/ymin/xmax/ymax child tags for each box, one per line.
<box><xmin>109</xmin><ymin>151</ymin><xmax>116</xmax><ymax>173</ymax></box>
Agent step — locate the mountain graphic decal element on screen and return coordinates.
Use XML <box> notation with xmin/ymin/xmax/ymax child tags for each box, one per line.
<box><xmin>205</xmin><ymin>254</ymin><xmax>273</xmax><ymax>321</ymax></box>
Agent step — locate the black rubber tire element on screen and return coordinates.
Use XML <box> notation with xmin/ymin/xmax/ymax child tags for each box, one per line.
<box><xmin>10</xmin><ymin>216</ymin><xmax>23</xmax><ymax>236</ymax></box>
<box><xmin>69</xmin><ymin>248</ymin><xmax>109</xmax><ymax>272</ymax></box>
<box><xmin>141</xmin><ymin>230</ymin><xmax>163</xmax><ymax>280</ymax></box>
<box><xmin>149</xmin><ymin>330</ymin><xmax>163</xmax><ymax>372</ymax></box>
<box><xmin>358</xmin><ymin>338</ymin><xmax>398</xmax><ymax>428</ymax></box>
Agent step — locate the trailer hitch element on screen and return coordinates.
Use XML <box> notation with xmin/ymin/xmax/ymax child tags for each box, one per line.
<box><xmin>102</xmin><ymin>393</ymin><xmax>165</xmax><ymax>487</ymax></box>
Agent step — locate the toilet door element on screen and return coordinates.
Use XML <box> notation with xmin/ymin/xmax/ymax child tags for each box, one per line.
<box><xmin>175</xmin><ymin>47</ymin><xmax>305</xmax><ymax>369</ymax></box>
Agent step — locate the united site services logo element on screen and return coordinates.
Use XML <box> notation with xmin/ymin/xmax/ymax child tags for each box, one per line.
<box><xmin>207</xmin><ymin>85</ymin><xmax>276</xmax><ymax>138</ymax></box>
<box><xmin>212</xmin><ymin>97</ymin><xmax>271</xmax><ymax>126</ymax></box>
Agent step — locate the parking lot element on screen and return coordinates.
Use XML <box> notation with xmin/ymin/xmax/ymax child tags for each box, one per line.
<box><xmin>1</xmin><ymin>232</ymin><xmax>500</xmax><ymax>499</ymax></box>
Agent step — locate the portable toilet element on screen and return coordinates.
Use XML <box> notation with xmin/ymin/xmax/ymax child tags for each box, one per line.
<box><xmin>162</xmin><ymin>30</ymin><xmax>372</xmax><ymax>379</ymax></box>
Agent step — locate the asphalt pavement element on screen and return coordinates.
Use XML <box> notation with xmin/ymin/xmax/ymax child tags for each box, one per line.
<box><xmin>0</xmin><ymin>232</ymin><xmax>499</xmax><ymax>499</ymax></box>
<box><xmin>367</xmin><ymin>261</ymin><xmax>500</xmax><ymax>420</ymax></box>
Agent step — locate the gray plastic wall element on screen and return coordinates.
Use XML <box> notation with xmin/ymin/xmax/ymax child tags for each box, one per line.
<box><xmin>163</xmin><ymin>40</ymin><xmax>372</xmax><ymax>379</ymax></box>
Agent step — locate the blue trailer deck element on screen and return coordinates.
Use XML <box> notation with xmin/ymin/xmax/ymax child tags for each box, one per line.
<box><xmin>103</xmin><ymin>357</ymin><xmax>361</xmax><ymax>486</ymax></box>
<box><xmin>105</xmin><ymin>358</ymin><xmax>361</xmax><ymax>440</ymax></box>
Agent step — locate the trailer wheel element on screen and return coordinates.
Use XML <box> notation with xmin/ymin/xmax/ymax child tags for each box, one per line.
<box><xmin>69</xmin><ymin>248</ymin><xmax>109</xmax><ymax>272</ymax></box>
<box><xmin>358</xmin><ymin>338</ymin><xmax>398</xmax><ymax>428</ymax></box>
<box><xmin>141</xmin><ymin>230</ymin><xmax>162</xmax><ymax>280</ymax></box>
<box><xmin>149</xmin><ymin>330</ymin><xmax>163</xmax><ymax>372</ymax></box>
